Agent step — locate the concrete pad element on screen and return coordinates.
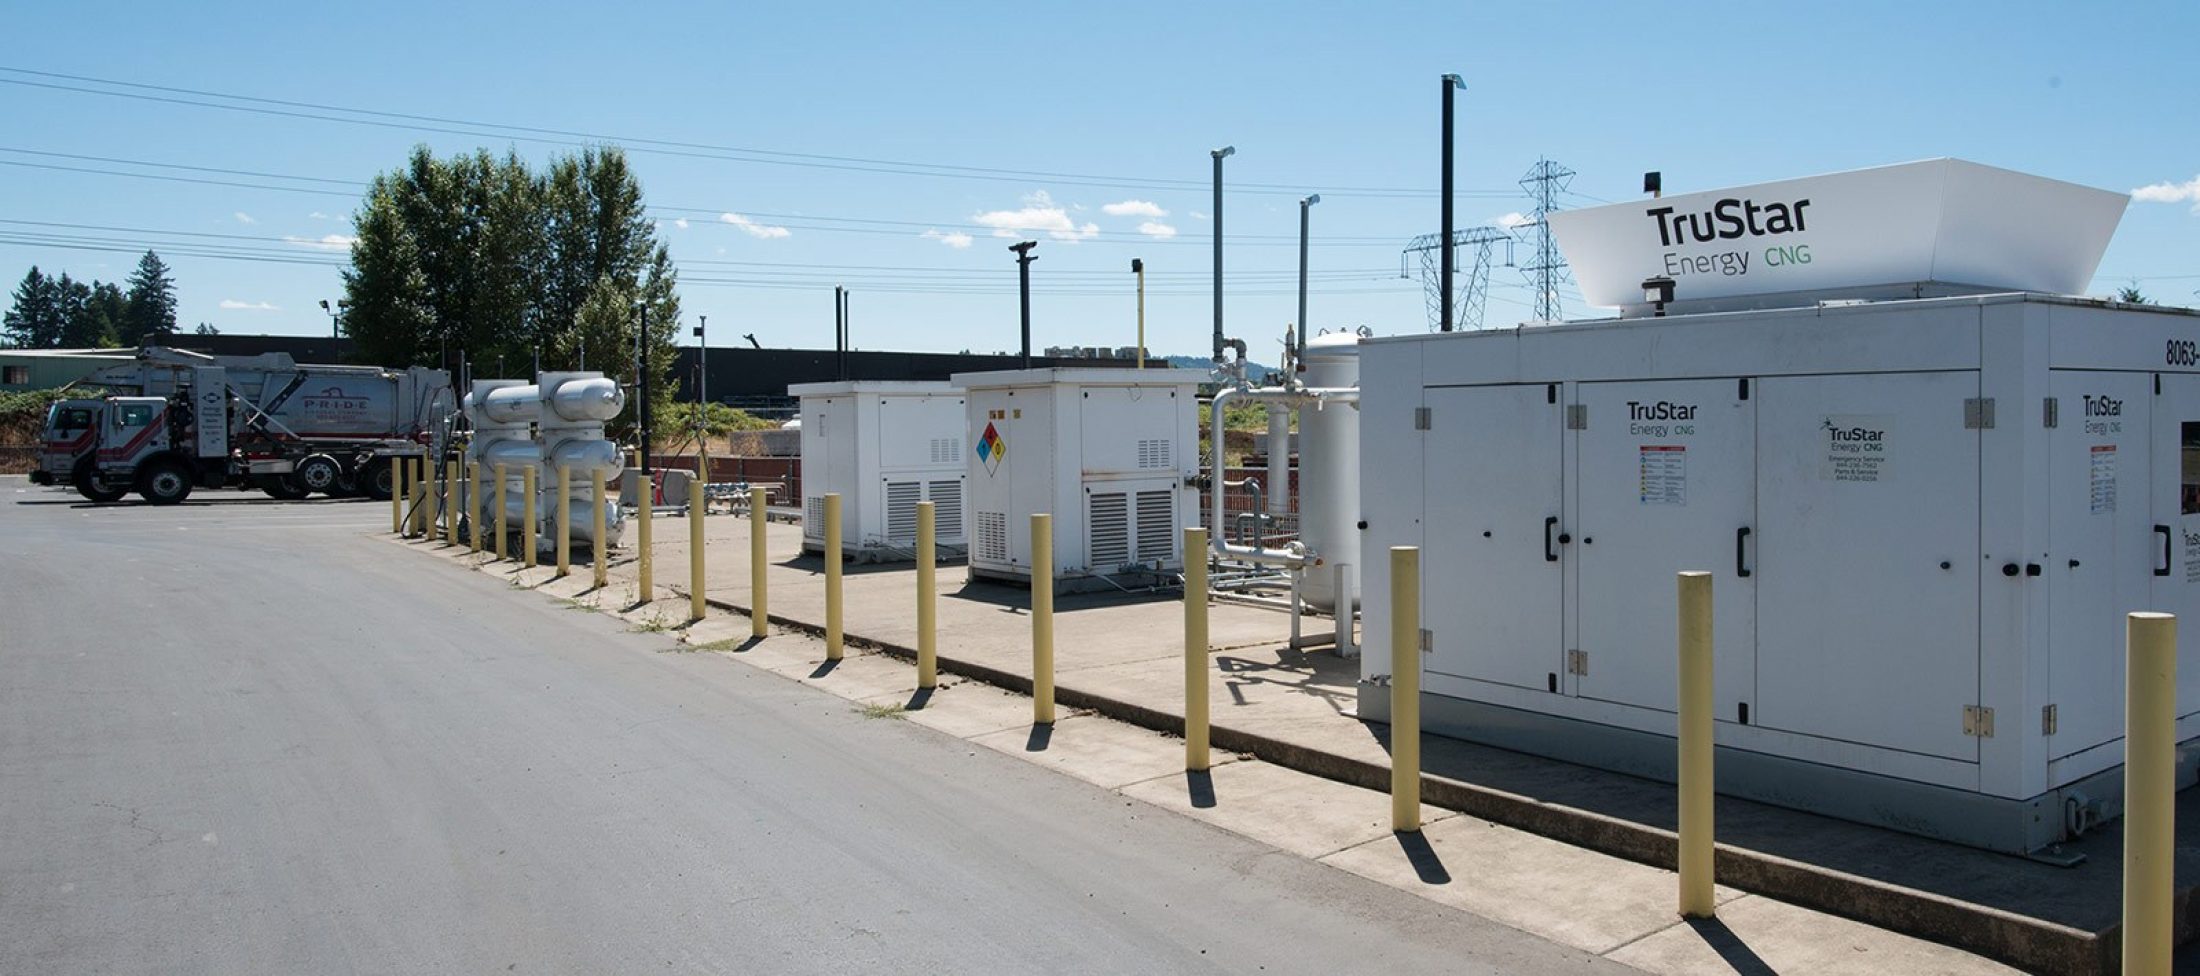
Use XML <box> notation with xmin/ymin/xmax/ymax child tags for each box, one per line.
<box><xmin>1120</xmin><ymin>759</ymin><xmax>1447</xmax><ymax>861</ymax></box>
<box><xmin>795</xmin><ymin>652</ymin><xmax>920</xmax><ymax>700</ymax></box>
<box><xmin>679</xmin><ymin>615</ymin><xmax>756</xmax><ymax>649</ymax></box>
<box><xmin>716</xmin><ymin>635</ymin><xmax>830</xmax><ymax>678</ymax></box>
<box><xmin>1606</xmin><ymin>894</ymin><xmax>2022</xmax><ymax>975</ymax></box>
<box><xmin>870</xmin><ymin>683</ymin><xmax>1034</xmax><ymax>740</ymax></box>
<box><xmin>1318</xmin><ymin>812</ymin><xmax>1744</xmax><ymax>956</ymax></box>
<box><xmin>969</xmin><ymin>715</ymin><xmax>1217</xmax><ymax>790</ymax></box>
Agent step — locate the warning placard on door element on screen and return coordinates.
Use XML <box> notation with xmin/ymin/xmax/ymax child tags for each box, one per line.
<box><xmin>1639</xmin><ymin>445</ymin><xmax>1686</xmax><ymax>505</ymax></box>
<box><xmin>1819</xmin><ymin>415</ymin><xmax>1893</xmax><ymax>483</ymax></box>
<box><xmin>2089</xmin><ymin>445</ymin><xmax>2117</xmax><ymax>514</ymax></box>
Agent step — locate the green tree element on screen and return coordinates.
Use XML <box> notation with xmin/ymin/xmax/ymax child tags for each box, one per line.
<box><xmin>195</xmin><ymin>322</ymin><xmax>220</xmax><ymax>335</ymax></box>
<box><xmin>2117</xmin><ymin>285</ymin><xmax>2156</xmax><ymax>305</ymax></box>
<box><xmin>2</xmin><ymin>266</ymin><xmax>63</xmax><ymax>347</ymax></box>
<box><xmin>124</xmin><ymin>250</ymin><xmax>178</xmax><ymax>345</ymax></box>
<box><xmin>69</xmin><ymin>281</ymin><xmax>129</xmax><ymax>348</ymax></box>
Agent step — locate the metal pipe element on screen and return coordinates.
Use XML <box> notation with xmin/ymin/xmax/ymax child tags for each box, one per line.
<box><xmin>1266</xmin><ymin>403</ymin><xmax>1288</xmax><ymax>517</ymax></box>
<box><xmin>1012</xmin><ymin>241</ymin><xmax>1037</xmax><ymax>368</ymax></box>
<box><xmin>1132</xmin><ymin>258</ymin><xmax>1146</xmax><ymax>370</ymax></box>
<box><xmin>639</xmin><ymin>305</ymin><xmax>652</xmax><ymax>473</ymax></box>
<box><xmin>636</xmin><ymin>471</ymin><xmax>651</xmax><ymax>599</ymax></box>
<box><xmin>833</xmin><ymin>286</ymin><xmax>846</xmax><ymax>382</ymax></box>
<box><xmin>1297</xmin><ymin>194</ymin><xmax>1319</xmax><ymax>364</ymax></box>
<box><xmin>1678</xmin><ymin>571</ymin><xmax>1716</xmax><ymax>918</ymax></box>
<box><xmin>1207</xmin><ymin>385</ymin><xmax>1358</xmax><ymax>569</ymax></box>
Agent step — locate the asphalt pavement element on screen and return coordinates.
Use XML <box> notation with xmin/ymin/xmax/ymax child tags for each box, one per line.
<box><xmin>0</xmin><ymin>481</ymin><xmax>1629</xmax><ymax>975</ymax></box>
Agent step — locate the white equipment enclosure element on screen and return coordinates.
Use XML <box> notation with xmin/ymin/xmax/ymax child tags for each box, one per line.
<box><xmin>793</xmin><ymin>381</ymin><xmax>969</xmax><ymax>562</ymax></box>
<box><xmin>952</xmin><ymin>367</ymin><xmax>1205</xmax><ymax>591</ymax></box>
<box><xmin>1361</xmin><ymin>160</ymin><xmax>2199</xmax><ymax>853</ymax></box>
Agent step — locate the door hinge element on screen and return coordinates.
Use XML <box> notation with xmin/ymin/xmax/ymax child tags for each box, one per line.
<box><xmin>1413</xmin><ymin>406</ymin><xmax>1431</xmax><ymax>430</ymax></box>
<box><xmin>2041</xmin><ymin>704</ymin><xmax>2058</xmax><ymax>736</ymax></box>
<box><xmin>1566</xmin><ymin>649</ymin><xmax>1589</xmax><ymax>675</ymax></box>
<box><xmin>1418</xmin><ymin>628</ymin><xmax>1433</xmax><ymax>653</ymax></box>
<box><xmin>2042</xmin><ymin>397</ymin><xmax>2058</xmax><ymax>429</ymax></box>
<box><xmin>1566</xmin><ymin>404</ymin><xmax>1588</xmax><ymax>430</ymax></box>
<box><xmin>1964</xmin><ymin>398</ymin><xmax>1996</xmax><ymax>430</ymax></box>
<box><xmin>1963</xmin><ymin>705</ymin><xmax>1996</xmax><ymax>738</ymax></box>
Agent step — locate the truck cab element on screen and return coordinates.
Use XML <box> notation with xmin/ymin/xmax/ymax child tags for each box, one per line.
<box><xmin>32</xmin><ymin>399</ymin><xmax>108</xmax><ymax>498</ymax></box>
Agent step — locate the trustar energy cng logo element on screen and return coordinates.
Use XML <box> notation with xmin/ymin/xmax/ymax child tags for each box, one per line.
<box><xmin>1627</xmin><ymin>400</ymin><xmax>1698</xmax><ymax>438</ymax></box>
<box><xmin>1646</xmin><ymin>195</ymin><xmax>1813</xmax><ymax>282</ymax></box>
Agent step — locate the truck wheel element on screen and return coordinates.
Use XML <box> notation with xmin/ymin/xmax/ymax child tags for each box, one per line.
<box><xmin>358</xmin><ymin>459</ymin><xmax>395</xmax><ymax>501</ymax></box>
<box><xmin>137</xmin><ymin>460</ymin><xmax>194</xmax><ymax>505</ymax></box>
<box><xmin>295</xmin><ymin>454</ymin><xmax>343</xmax><ymax>495</ymax></box>
<box><xmin>72</xmin><ymin>457</ymin><xmax>126</xmax><ymax>504</ymax></box>
<box><xmin>259</xmin><ymin>474</ymin><xmax>311</xmax><ymax>500</ymax></box>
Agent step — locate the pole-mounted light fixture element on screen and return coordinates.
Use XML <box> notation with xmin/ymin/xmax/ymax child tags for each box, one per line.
<box><xmin>1642</xmin><ymin>276</ymin><xmax>1676</xmax><ymax>317</ymax></box>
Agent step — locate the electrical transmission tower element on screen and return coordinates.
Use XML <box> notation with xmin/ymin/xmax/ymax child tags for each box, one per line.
<box><xmin>1401</xmin><ymin>227</ymin><xmax>1511</xmax><ymax>331</ymax></box>
<box><xmin>1515</xmin><ymin>158</ymin><xmax>1575</xmax><ymax>321</ymax></box>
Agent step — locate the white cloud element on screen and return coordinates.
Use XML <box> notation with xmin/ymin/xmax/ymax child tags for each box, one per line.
<box><xmin>233</xmin><ymin>211</ymin><xmax>256</xmax><ymax>225</ymax></box>
<box><xmin>219</xmin><ymin>300</ymin><xmax>279</xmax><ymax>311</ymax></box>
<box><xmin>1493</xmin><ymin>211</ymin><xmax>1534</xmax><ymax>229</ymax></box>
<box><xmin>720</xmin><ymin>212</ymin><xmax>791</xmax><ymax>239</ymax></box>
<box><xmin>2133</xmin><ymin>175</ymin><xmax>2200</xmax><ymax>213</ymax></box>
<box><xmin>1103</xmin><ymin>200</ymin><xmax>1168</xmax><ymax>218</ymax></box>
<box><xmin>1137</xmin><ymin>221</ymin><xmax>1177</xmax><ymax>239</ymax></box>
<box><xmin>307</xmin><ymin>211</ymin><xmax>333</xmax><ymax>220</ymax></box>
<box><xmin>971</xmin><ymin>190</ymin><xmax>1100</xmax><ymax>242</ymax></box>
<box><xmin>1189</xmin><ymin>210</ymin><xmax>1210</xmax><ymax>221</ymax></box>
<box><xmin>674</xmin><ymin>217</ymin><xmax>690</xmax><ymax>229</ymax></box>
<box><xmin>922</xmin><ymin>229</ymin><xmax>975</xmax><ymax>249</ymax></box>
<box><xmin>283</xmin><ymin>234</ymin><xmax>358</xmax><ymax>252</ymax></box>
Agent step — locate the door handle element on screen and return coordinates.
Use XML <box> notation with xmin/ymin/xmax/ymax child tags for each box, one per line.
<box><xmin>1544</xmin><ymin>516</ymin><xmax>1559</xmax><ymax>562</ymax></box>
<box><xmin>1736</xmin><ymin>526</ymin><xmax>1753</xmax><ymax>578</ymax></box>
<box><xmin>2157</xmin><ymin>525</ymin><xmax>2174</xmax><ymax>577</ymax></box>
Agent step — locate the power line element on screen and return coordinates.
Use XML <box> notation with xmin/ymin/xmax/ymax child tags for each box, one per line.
<box><xmin>0</xmin><ymin>66</ymin><xmax>1527</xmax><ymax>201</ymax></box>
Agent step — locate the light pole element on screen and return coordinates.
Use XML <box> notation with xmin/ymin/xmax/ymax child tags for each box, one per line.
<box><xmin>1211</xmin><ymin>145</ymin><xmax>1234</xmax><ymax>365</ymax></box>
<box><xmin>1440</xmin><ymin>73</ymin><xmax>1464</xmax><ymax>333</ymax></box>
<box><xmin>1012</xmin><ymin>241</ymin><xmax>1038</xmax><ymax>368</ymax></box>
<box><xmin>318</xmin><ymin>299</ymin><xmax>347</xmax><ymax>339</ymax></box>
<box><xmin>692</xmin><ymin>313</ymin><xmax>707</xmax><ymax>480</ymax></box>
<box><xmin>1297</xmin><ymin>194</ymin><xmax>1319</xmax><ymax>365</ymax></box>
<box><xmin>1130</xmin><ymin>258</ymin><xmax>1146</xmax><ymax>369</ymax></box>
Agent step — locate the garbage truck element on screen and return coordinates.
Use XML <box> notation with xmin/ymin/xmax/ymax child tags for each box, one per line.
<box><xmin>30</xmin><ymin>346</ymin><xmax>452</xmax><ymax>505</ymax></box>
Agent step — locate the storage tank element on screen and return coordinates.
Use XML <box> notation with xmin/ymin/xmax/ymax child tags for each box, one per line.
<box><xmin>1298</xmin><ymin>331</ymin><xmax>1362</xmax><ymax>612</ymax></box>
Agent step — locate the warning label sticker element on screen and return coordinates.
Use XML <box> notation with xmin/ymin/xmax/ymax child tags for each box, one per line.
<box><xmin>1820</xmin><ymin>414</ymin><xmax>1893</xmax><ymax>483</ymax></box>
<box><xmin>2090</xmin><ymin>445</ymin><xmax>2117</xmax><ymax>514</ymax></box>
<box><xmin>1639</xmin><ymin>445</ymin><xmax>1686</xmax><ymax>506</ymax></box>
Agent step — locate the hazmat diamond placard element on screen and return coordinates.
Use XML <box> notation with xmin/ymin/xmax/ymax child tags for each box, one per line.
<box><xmin>977</xmin><ymin>421</ymin><xmax>1006</xmax><ymax>475</ymax></box>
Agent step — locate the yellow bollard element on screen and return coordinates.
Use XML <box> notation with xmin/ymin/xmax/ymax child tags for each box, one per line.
<box><xmin>1390</xmin><ymin>545</ymin><xmax>1421</xmax><ymax>832</ymax></box>
<box><xmin>466</xmin><ymin>462</ymin><xmax>482</xmax><ymax>554</ymax></box>
<box><xmin>2125</xmin><ymin>611</ymin><xmax>2177</xmax><ymax>975</ymax></box>
<box><xmin>408</xmin><ymin>460</ymin><xmax>426</xmax><ymax>536</ymax></box>
<box><xmin>1678</xmin><ymin>571</ymin><xmax>1716</xmax><ymax>919</ymax></box>
<box><xmin>916</xmin><ymin>500</ymin><xmax>937</xmax><ymax>689</ymax></box>
<box><xmin>1032</xmin><ymin>513</ymin><xmax>1055</xmax><ymax>725</ymax></box>
<box><xmin>1185</xmin><ymin>528</ymin><xmax>1211</xmax><ymax>772</ymax></box>
<box><xmin>824</xmin><ymin>492</ymin><xmax>844</xmax><ymax>661</ymax></box>
<box><xmin>688</xmin><ymin>478</ymin><xmax>705</xmax><ymax>621</ymax></box>
<box><xmin>555</xmin><ymin>466</ymin><xmax>572</xmax><ymax>576</ymax></box>
<box><xmin>425</xmin><ymin>461</ymin><xmax>442</xmax><ymax>543</ymax></box>
<box><xmin>494</xmin><ymin>464</ymin><xmax>508</xmax><ymax>560</ymax></box>
<box><xmin>591</xmin><ymin>468</ymin><xmax>608</xmax><ymax>588</ymax></box>
<box><xmin>390</xmin><ymin>456</ymin><xmax>404</xmax><ymax>534</ymax></box>
<box><xmin>750</xmin><ymin>486</ymin><xmax>768</xmax><ymax>638</ymax></box>
<box><xmin>636</xmin><ymin>472</ymin><xmax>653</xmax><ymax>602</ymax></box>
<box><xmin>444</xmin><ymin>460</ymin><xmax>459</xmax><ymax>545</ymax></box>
<box><xmin>522</xmin><ymin>465</ymin><xmax>537</xmax><ymax>569</ymax></box>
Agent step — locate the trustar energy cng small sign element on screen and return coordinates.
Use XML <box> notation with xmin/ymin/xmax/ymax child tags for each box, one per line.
<box><xmin>1547</xmin><ymin>159</ymin><xmax>2127</xmax><ymax>313</ymax></box>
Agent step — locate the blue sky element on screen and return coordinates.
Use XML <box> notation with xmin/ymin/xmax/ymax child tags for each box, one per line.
<box><xmin>2</xmin><ymin>1</ymin><xmax>2196</xmax><ymax>360</ymax></box>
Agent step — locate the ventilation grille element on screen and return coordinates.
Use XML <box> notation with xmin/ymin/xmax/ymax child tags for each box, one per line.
<box><xmin>1089</xmin><ymin>492</ymin><xmax>1131</xmax><ymax>571</ymax></box>
<box><xmin>804</xmin><ymin>496</ymin><xmax>823</xmax><ymax>538</ymax></box>
<box><xmin>929</xmin><ymin>437</ymin><xmax>961</xmax><ymax>465</ymax></box>
<box><xmin>928</xmin><ymin>480</ymin><xmax>964</xmax><ymax>539</ymax></box>
<box><xmin>976</xmin><ymin>511</ymin><xmax>1008</xmax><ymax>564</ymax></box>
<box><xmin>1136</xmin><ymin>489</ymin><xmax>1175</xmax><ymax>562</ymax></box>
<box><xmin>885</xmin><ymin>480</ymin><xmax>922</xmax><ymax>542</ymax></box>
<box><xmin>1137</xmin><ymin>438</ymin><xmax>1172</xmax><ymax>469</ymax></box>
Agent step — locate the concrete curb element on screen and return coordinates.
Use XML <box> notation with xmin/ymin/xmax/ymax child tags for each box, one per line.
<box><xmin>419</xmin><ymin>537</ymin><xmax>2154</xmax><ymax>976</ymax></box>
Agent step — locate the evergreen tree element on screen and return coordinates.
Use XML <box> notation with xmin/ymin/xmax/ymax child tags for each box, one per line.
<box><xmin>124</xmin><ymin>250</ymin><xmax>178</xmax><ymax>344</ymax></box>
<box><xmin>2</xmin><ymin>266</ymin><xmax>63</xmax><ymax>348</ymax></box>
<box><xmin>50</xmin><ymin>273</ymin><xmax>106</xmax><ymax>348</ymax></box>
<box><xmin>2117</xmin><ymin>285</ymin><xmax>2156</xmax><ymax>305</ymax></box>
<box><xmin>65</xmin><ymin>281</ymin><xmax>128</xmax><ymax>348</ymax></box>
<box><xmin>195</xmin><ymin>322</ymin><xmax>220</xmax><ymax>336</ymax></box>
